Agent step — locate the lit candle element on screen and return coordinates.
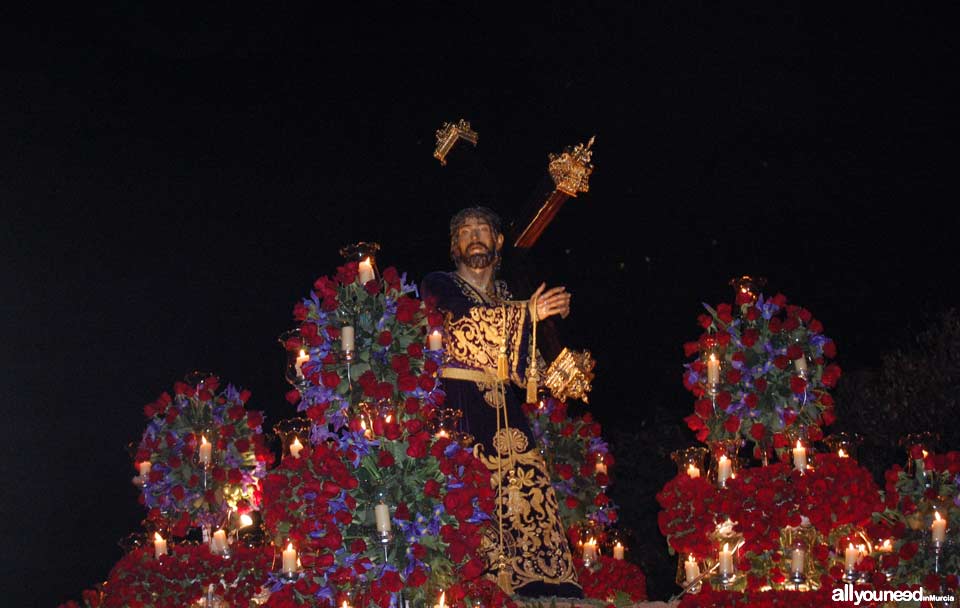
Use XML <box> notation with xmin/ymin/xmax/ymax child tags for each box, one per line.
<box><xmin>684</xmin><ymin>554</ymin><xmax>700</xmax><ymax>583</ymax></box>
<box><xmin>837</xmin><ymin>448</ymin><xmax>848</xmax><ymax>458</ymax></box>
<box><xmin>375</xmin><ymin>502</ymin><xmax>392</xmax><ymax>533</ymax></box>
<box><xmin>289</xmin><ymin>437</ymin><xmax>304</xmax><ymax>459</ymax></box>
<box><xmin>718</xmin><ymin>543</ymin><xmax>733</xmax><ymax>577</ymax></box>
<box><xmin>358</xmin><ymin>258</ymin><xmax>375</xmax><ymax>284</ymax></box>
<box><xmin>282</xmin><ymin>542</ymin><xmax>298</xmax><ymax>574</ymax></box>
<box><xmin>294</xmin><ymin>349</ymin><xmax>309</xmax><ymax>379</ymax></box>
<box><xmin>153</xmin><ymin>532</ymin><xmax>168</xmax><ymax>558</ymax></box>
<box><xmin>790</xmin><ymin>547</ymin><xmax>805</xmax><ymax>575</ymax></box>
<box><xmin>139</xmin><ymin>461</ymin><xmax>152</xmax><ymax>478</ymax></box>
<box><xmin>793</xmin><ymin>440</ymin><xmax>807</xmax><ymax>472</ymax></box>
<box><xmin>428</xmin><ymin>329</ymin><xmax>443</xmax><ymax>351</ymax></box>
<box><xmin>341</xmin><ymin>326</ymin><xmax>355</xmax><ymax>352</ymax></box>
<box><xmin>717</xmin><ymin>455</ymin><xmax>732</xmax><ymax>485</ymax></box>
<box><xmin>844</xmin><ymin>543</ymin><xmax>858</xmax><ymax>571</ymax></box>
<box><xmin>878</xmin><ymin>539</ymin><xmax>892</xmax><ymax>553</ymax></box>
<box><xmin>199</xmin><ymin>435</ymin><xmax>212</xmax><ymax>466</ymax></box>
<box><xmin>932</xmin><ymin>512</ymin><xmax>947</xmax><ymax>544</ymax></box>
<box><xmin>434</xmin><ymin>591</ymin><xmax>446</xmax><ymax>608</ymax></box>
<box><xmin>582</xmin><ymin>538</ymin><xmax>598</xmax><ymax>563</ymax></box>
<box><xmin>613</xmin><ymin>542</ymin><xmax>625</xmax><ymax>560</ymax></box>
<box><xmin>211</xmin><ymin>529</ymin><xmax>228</xmax><ymax>554</ymax></box>
<box><xmin>686</xmin><ymin>463</ymin><xmax>701</xmax><ymax>479</ymax></box>
<box><xmin>707</xmin><ymin>354</ymin><xmax>720</xmax><ymax>385</ymax></box>
<box><xmin>239</xmin><ymin>514</ymin><xmax>254</xmax><ymax>528</ymax></box>
<box><xmin>794</xmin><ymin>356</ymin><xmax>808</xmax><ymax>376</ymax></box>
<box><xmin>595</xmin><ymin>457</ymin><xmax>608</xmax><ymax>475</ymax></box>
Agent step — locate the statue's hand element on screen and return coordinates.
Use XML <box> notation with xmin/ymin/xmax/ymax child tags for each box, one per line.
<box><xmin>530</xmin><ymin>283</ymin><xmax>572</xmax><ymax>321</ymax></box>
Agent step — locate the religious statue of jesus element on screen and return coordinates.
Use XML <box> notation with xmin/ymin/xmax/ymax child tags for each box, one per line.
<box><xmin>421</xmin><ymin>206</ymin><xmax>582</xmax><ymax>598</ymax></box>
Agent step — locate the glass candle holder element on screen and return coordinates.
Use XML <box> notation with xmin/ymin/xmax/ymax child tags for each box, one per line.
<box><xmin>675</xmin><ymin>553</ymin><xmax>703</xmax><ymax>594</ymax></box>
<box><xmin>898</xmin><ymin>432</ymin><xmax>940</xmax><ymax>478</ymax></box>
<box><xmin>785</xmin><ymin>427</ymin><xmax>814</xmax><ymax>473</ymax></box>
<box><xmin>707</xmin><ymin>440</ymin><xmax>740</xmax><ymax>488</ymax></box>
<box><xmin>835</xmin><ymin>530</ymin><xmax>872</xmax><ymax>583</ymax></box>
<box><xmin>671</xmin><ymin>446</ymin><xmax>708</xmax><ymax>479</ymax></box>
<box><xmin>701</xmin><ymin>335</ymin><xmax>724</xmax><ymax>397</ymax></box>
<box><xmin>339</xmin><ymin>242</ymin><xmax>381</xmax><ymax>283</ymax></box>
<box><xmin>273</xmin><ymin>417</ymin><xmax>311</xmax><ymax>461</ymax></box>
<box><xmin>278</xmin><ymin>329</ymin><xmax>309</xmax><ymax>387</ymax></box>
<box><xmin>781</xmin><ymin>524</ymin><xmax>818</xmax><ymax>589</ymax></box>
<box><xmin>823</xmin><ymin>432</ymin><xmax>863</xmax><ymax>461</ymax></box>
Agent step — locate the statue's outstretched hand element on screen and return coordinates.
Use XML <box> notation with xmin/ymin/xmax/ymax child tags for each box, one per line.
<box><xmin>530</xmin><ymin>282</ymin><xmax>572</xmax><ymax>321</ymax></box>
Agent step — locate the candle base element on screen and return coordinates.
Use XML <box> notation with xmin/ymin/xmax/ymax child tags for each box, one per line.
<box><xmin>279</xmin><ymin>569</ymin><xmax>301</xmax><ymax>583</ymax></box>
<box><xmin>842</xmin><ymin>568</ymin><xmax>858</xmax><ymax>584</ymax></box>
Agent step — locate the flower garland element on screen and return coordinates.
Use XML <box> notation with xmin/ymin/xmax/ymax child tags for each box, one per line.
<box><xmin>523</xmin><ymin>398</ymin><xmax>618</xmax><ymax>531</ymax></box>
<box><xmin>284</xmin><ymin>262</ymin><xmax>445</xmax><ymax>436</ymax></box>
<box><xmin>96</xmin><ymin>544</ymin><xmax>272</xmax><ymax>608</ymax></box>
<box><xmin>575</xmin><ymin>556</ymin><xmax>647</xmax><ymax>605</ymax></box>
<box><xmin>869</xmin><ymin>451</ymin><xmax>960</xmax><ymax>587</ymax></box>
<box><xmin>682</xmin><ymin>293</ymin><xmax>841</xmax><ymax>456</ymax></box>
<box><xmin>657</xmin><ymin>455</ymin><xmax>881</xmax><ymax>590</ymax></box>
<box><xmin>135</xmin><ymin>377</ymin><xmax>272</xmax><ymax>534</ymax></box>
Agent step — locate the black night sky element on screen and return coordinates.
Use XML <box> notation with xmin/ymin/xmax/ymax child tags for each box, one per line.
<box><xmin>3</xmin><ymin>6</ymin><xmax>958</xmax><ymax>605</ymax></box>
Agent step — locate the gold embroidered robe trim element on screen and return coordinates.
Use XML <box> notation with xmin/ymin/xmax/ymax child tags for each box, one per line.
<box><xmin>474</xmin><ymin>430</ymin><xmax>580</xmax><ymax>592</ymax></box>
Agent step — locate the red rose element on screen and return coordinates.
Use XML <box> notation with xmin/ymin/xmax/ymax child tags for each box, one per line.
<box><xmin>790</xmin><ymin>375</ymin><xmax>807</xmax><ymax>394</ymax></box>
<box><xmin>378</xmin><ymin>450</ymin><xmax>395</xmax><ymax>467</ymax></box>
<box><xmin>418</xmin><ymin>374</ymin><xmax>435</xmax><ymax>391</ymax></box>
<box><xmin>397</xmin><ymin>374</ymin><xmax>417</xmax><ymax>392</ymax></box>
<box><xmin>716</xmin><ymin>303</ymin><xmax>733</xmax><ymax>323</ymax></box>
<box><xmin>741</xmin><ymin>329</ymin><xmax>758</xmax><ymax>348</ymax></box>
<box><xmin>694</xmin><ymin>399</ymin><xmax>713</xmax><ymax>419</ymax></box>
<box><xmin>724</xmin><ymin>415</ymin><xmax>740</xmax><ymax>434</ymax></box>
<box><xmin>407</xmin><ymin>342</ymin><xmax>424</xmax><ymax>357</ymax></box>
<box><xmin>683</xmin><ymin>341</ymin><xmax>700</xmax><ymax>357</ymax></box>
<box><xmin>377</xmin><ymin>331</ymin><xmax>393</xmax><ymax>346</ymax></box>
<box><xmin>726</xmin><ymin>369</ymin><xmax>742</xmax><ymax>384</ymax></box>
<box><xmin>744</xmin><ymin>393</ymin><xmax>758</xmax><ymax>408</ymax></box>
<box><xmin>407</xmin><ymin>567</ymin><xmax>427</xmax><ymax>587</ymax></box>
<box><xmin>715</xmin><ymin>391</ymin><xmax>732</xmax><ymax>409</ymax></box>
<box><xmin>247</xmin><ymin>411</ymin><xmax>264</xmax><ymax>429</ymax></box>
<box><xmin>390</xmin><ymin>355</ymin><xmax>410</xmax><ymax>374</ymax></box>
<box><xmin>786</xmin><ymin>344</ymin><xmax>803</xmax><ymax>360</ymax></box>
<box><xmin>364</xmin><ymin>279</ymin><xmax>380</xmax><ymax>295</ymax></box>
<box><xmin>899</xmin><ymin>541</ymin><xmax>919</xmax><ymax>560</ymax></box>
<box><xmin>773</xmin><ymin>355</ymin><xmax>789</xmax><ymax>370</ymax></box>
<box><xmin>322</xmin><ymin>371</ymin><xmax>341</xmax><ymax>389</ymax></box>
<box><xmin>228</xmin><ymin>469</ymin><xmax>242</xmax><ymax>484</ymax></box>
<box><xmin>697</xmin><ymin>314</ymin><xmax>712</xmax><ymax>329</ymax></box>
<box><xmin>823</xmin><ymin>340</ymin><xmax>836</xmax><ymax>358</ymax></box>
<box><xmin>171</xmin><ymin>485</ymin><xmax>185</xmax><ymax>501</ymax></box>
<box><xmin>768</xmin><ymin>316</ymin><xmax>782</xmax><ymax>333</ymax></box>
<box><xmin>745</xmin><ymin>305</ymin><xmax>759</xmax><ymax>320</ymax></box>
<box><xmin>382</xmin><ymin>266</ymin><xmax>401</xmax><ymax>290</ymax></box>
<box><xmin>424</xmin><ymin>479</ymin><xmax>441</xmax><ymax>498</ymax></box>
<box><xmin>754</xmin><ymin>377</ymin><xmax>768</xmax><ymax>392</ymax></box>
<box><xmin>750</xmin><ymin>423</ymin><xmax>766</xmax><ymax>441</ymax></box>
<box><xmin>822</xmin><ymin>363</ymin><xmax>842</xmax><ymax>387</ymax></box>
<box><xmin>565</xmin><ymin>497</ymin><xmax>578</xmax><ymax>509</ymax></box>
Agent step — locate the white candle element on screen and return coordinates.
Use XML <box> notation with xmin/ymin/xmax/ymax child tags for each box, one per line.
<box><xmin>358</xmin><ymin>258</ymin><xmax>375</xmax><ymax>284</ymax></box>
<box><xmin>341</xmin><ymin>326</ymin><xmax>355</xmax><ymax>352</ymax></box>
<box><xmin>686</xmin><ymin>463</ymin><xmax>701</xmax><ymax>479</ymax></box>
<box><xmin>139</xmin><ymin>461</ymin><xmax>152</xmax><ymax>478</ymax></box>
<box><xmin>793</xmin><ymin>440</ymin><xmax>807</xmax><ymax>472</ymax></box>
<box><xmin>794</xmin><ymin>356</ymin><xmax>808</xmax><ymax>376</ymax></box>
<box><xmin>282</xmin><ymin>542</ymin><xmax>298</xmax><ymax>574</ymax></box>
<box><xmin>153</xmin><ymin>532</ymin><xmax>167</xmax><ymax>558</ymax></box>
<box><xmin>844</xmin><ymin>543</ymin><xmax>858</xmax><ymax>571</ymax></box>
<box><xmin>199</xmin><ymin>436</ymin><xmax>212</xmax><ymax>466</ymax></box>
<box><xmin>211</xmin><ymin>529</ymin><xmax>228</xmax><ymax>554</ymax></box>
<box><xmin>790</xmin><ymin>547</ymin><xmax>805</xmax><ymax>575</ymax></box>
<box><xmin>294</xmin><ymin>349</ymin><xmax>309</xmax><ymax>379</ymax></box>
<box><xmin>434</xmin><ymin>591</ymin><xmax>446</xmax><ymax>608</ymax></box>
<box><xmin>582</xmin><ymin>539</ymin><xmax>598</xmax><ymax>563</ymax></box>
<box><xmin>289</xmin><ymin>437</ymin><xmax>304</xmax><ymax>459</ymax></box>
<box><xmin>375</xmin><ymin>503</ymin><xmax>392</xmax><ymax>533</ymax></box>
<box><xmin>595</xmin><ymin>457</ymin><xmax>607</xmax><ymax>475</ymax></box>
<box><xmin>684</xmin><ymin>554</ymin><xmax>700</xmax><ymax>583</ymax></box>
<box><xmin>717</xmin><ymin>455</ymin><xmax>732</xmax><ymax>485</ymax></box>
<box><xmin>613</xmin><ymin>542</ymin><xmax>625</xmax><ymax>560</ymax></box>
<box><xmin>932</xmin><ymin>512</ymin><xmax>947</xmax><ymax>544</ymax></box>
<box><xmin>718</xmin><ymin>543</ymin><xmax>733</xmax><ymax>576</ymax></box>
<box><xmin>707</xmin><ymin>354</ymin><xmax>720</xmax><ymax>385</ymax></box>
<box><xmin>428</xmin><ymin>329</ymin><xmax>443</xmax><ymax>351</ymax></box>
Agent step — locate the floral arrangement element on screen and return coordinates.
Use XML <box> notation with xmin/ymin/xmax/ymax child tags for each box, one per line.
<box><xmin>868</xmin><ymin>450</ymin><xmax>960</xmax><ymax>588</ymax></box>
<box><xmin>283</xmin><ymin>261</ymin><xmax>445</xmax><ymax>436</ymax></box>
<box><xmin>135</xmin><ymin>377</ymin><xmax>272</xmax><ymax>534</ymax></box>
<box><xmin>92</xmin><ymin>544</ymin><xmax>272</xmax><ymax>608</ymax></box>
<box><xmin>260</xmin><ymin>262</ymin><xmax>502</xmax><ymax>608</ymax></box>
<box><xmin>682</xmin><ymin>292</ymin><xmax>840</xmax><ymax>457</ymax></box>
<box><xmin>575</xmin><ymin>556</ymin><xmax>647</xmax><ymax>605</ymax></box>
<box><xmin>657</xmin><ymin>454</ymin><xmax>882</xmax><ymax>590</ymax></box>
<box><xmin>522</xmin><ymin>398</ymin><xmax>618</xmax><ymax>531</ymax></box>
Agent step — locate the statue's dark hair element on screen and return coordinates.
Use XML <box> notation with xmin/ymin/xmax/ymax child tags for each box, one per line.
<box><xmin>448</xmin><ymin>206</ymin><xmax>503</xmax><ymax>265</ymax></box>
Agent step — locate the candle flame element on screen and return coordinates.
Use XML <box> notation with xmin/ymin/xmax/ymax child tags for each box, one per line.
<box><xmin>343</xmin><ymin>602</ymin><xmax>350</xmax><ymax>608</ymax></box>
<box><xmin>934</xmin><ymin>512</ymin><xmax>943</xmax><ymax>523</ymax></box>
<box><xmin>291</xmin><ymin>437</ymin><xmax>303</xmax><ymax>449</ymax></box>
<box><xmin>438</xmin><ymin>591</ymin><xmax>446</xmax><ymax>608</ymax></box>
<box><xmin>201</xmin><ymin>435</ymin><xmax>209</xmax><ymax>446</ymax></box>
<box><xmin>922</xmin><ymin>449</ymin><xmax>929</xmax><ymax>458</ymax></box>
<box><xmin>299</xmin><ymin>349</ymin><xmax>306</xmax><ymax>357</ymax></box>
<box><xmin>795</xmin><ymin>440</ymin><xmax>803</xmax><ymax>449</ymax></box>
<box><xmin>240</xmin><ymin>514</ymin><xmax>253</xmax><ymax>527</ymax></box>
<box><xmin>838</xmin><ymin>448</ymin><xmax>847</xmax><ymax>458</ymax></box>
<box><xmin>718</xmin><ymin>455</ymin><xmax>728</xmax><ymax>463</ymax></box>
<box><xmin>385</xmin><ymin>414</ymin><xmax>393</xmax><ymax>423</ymax></box>
<box><xmin>286</xmin><ymin>542</ymin><xmax>295</xmax><ymax>551</ymax></box>
<box><xmin>154</xmin><ymin>532</ymin><xmax>163</xmax><ymax>542</ymax></box>
<box><xmin>708</xmin><ymin>353</ymin><xmax>717</xmax><ymax>362</ymax></box>
<box><xmin>436</xmin><ymin>429</ymin><xmax>449</xmax><ymax>439</ymax></box>
<box><xmin>687</xmin><ymin>553</ymin><xmax>695</xmax><ymax>563</ymax></box>
<box><xmin>722</xmin><ymin>543</ymin><xmax>730</xmax><ymax>552</ymax></box>
<box><xmin>848</xmin><ymin>543</ymin><xmax>855</xmax><ymax>551</ymax></box>
<box><xmin>882</xmin><ymin>539</ymin><xmax>892</xmax><ymax>550</ymax></box>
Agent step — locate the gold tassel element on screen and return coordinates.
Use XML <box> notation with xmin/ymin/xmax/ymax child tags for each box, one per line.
<box><xmin>525</xmin><ymin>293</ymin><xmax>538</xmax><ymax>403</ymax></box>
<box><xmin>497</xmin><ymin>346</ymin><xmax>509</xmax><ymax>382</ymax></box>
<box><xmin>496</xmin><ymin>557</ymin><xmax>514</xmax><ymax>594</ymax></box>
<box><xmin>526</xmin><ymin>374</ymin><xmax>538</xmax><ymax>404</ymax></box>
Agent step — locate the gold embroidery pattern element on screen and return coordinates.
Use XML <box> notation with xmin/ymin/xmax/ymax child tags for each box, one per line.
<box><xmin>475</xmin><ymin>434</ymin><xmax>580</xmax><ymax>592</ymax></box>
<box><xmin>446</xmin><ymin>305</ymin><xmax>527</xmax><ymax>383</ymax></box>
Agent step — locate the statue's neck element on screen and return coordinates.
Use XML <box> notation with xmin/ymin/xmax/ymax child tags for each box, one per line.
<box><xmin>455</xmin><ymin>264</ymin><xmax>495</xmax><ymax>295</ymax></box>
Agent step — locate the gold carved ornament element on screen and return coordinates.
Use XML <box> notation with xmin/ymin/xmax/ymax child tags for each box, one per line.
<box><xmin>548</xmin><ymin>136</ymin><xmax>595</xmax><ymax>196</ymax></box>
<box><xmin>544</xmin><ymin>347</ymin><xmax>596</xmax><ymax>403</ymax></box>
<box><xmin>433</xmin><ymin>119</ymin><xmax>478</xmax><ymax>166</ymax></box>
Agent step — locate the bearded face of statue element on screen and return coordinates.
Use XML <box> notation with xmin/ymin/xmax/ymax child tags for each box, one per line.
<box><xmin>452</xmin><ymin>215</ymin><xmax>503</xmax><ymax>270</ymax></box>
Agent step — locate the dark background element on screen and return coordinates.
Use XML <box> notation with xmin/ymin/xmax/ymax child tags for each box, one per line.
<box><xmin>2</xmin><ymin>5</ymin><xmax>958</xmax><ymax>605</ymax></box>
